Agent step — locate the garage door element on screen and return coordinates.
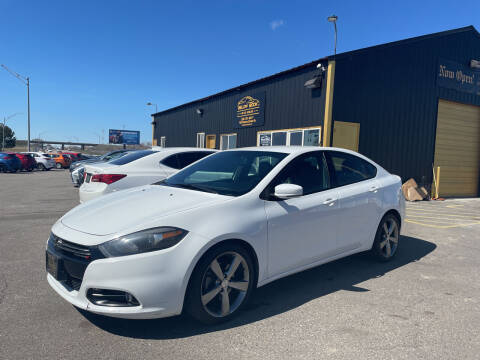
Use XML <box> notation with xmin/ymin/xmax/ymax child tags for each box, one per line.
<box><xmin>434</xmin><ymin>100</ymin><xmax>480</xmax><ymax>197</ymax></box>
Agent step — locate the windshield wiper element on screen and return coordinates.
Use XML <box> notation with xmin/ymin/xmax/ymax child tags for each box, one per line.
<box><xmin>163</xmin><ymin>183</ymin><xmax>219</xmax><ymax>194</ymax></box>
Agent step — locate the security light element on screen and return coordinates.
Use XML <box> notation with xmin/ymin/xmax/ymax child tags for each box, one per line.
<box><xmin>304</xmin><ymin>76</ymin><xmax>323</xmax><ymax>89</ymax></box>
<box><xmin>196</xmin><ymin>108</ymin><xmax>203</xmax><ymax>116</ymax></box>
<box><xmin>327</xmin><ymin>15</ymin><xmax>338</xmax><ymax>22</ymax></box>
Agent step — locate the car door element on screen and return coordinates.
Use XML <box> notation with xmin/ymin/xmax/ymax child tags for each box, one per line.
<box><xmin>263</xmin><ymin>151</ymin><xmax>341</xmax><ymax>277</ymax></box>
<box><xmin>325</xmin><ymin>151</ymin><xmax>382</xmax><ymax>252</ymax></box>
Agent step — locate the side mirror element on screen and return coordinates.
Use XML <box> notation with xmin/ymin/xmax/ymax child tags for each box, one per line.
<box><xmin>274</xmin><ymin>183</ymin><xmax>303</xmax><ymax>200</ymax></box>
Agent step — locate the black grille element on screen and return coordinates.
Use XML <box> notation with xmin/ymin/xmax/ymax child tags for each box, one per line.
<box><xmin>51</xmin><ymin>234</ymin><xmax>91</xmax><ymax>259</ymax></box>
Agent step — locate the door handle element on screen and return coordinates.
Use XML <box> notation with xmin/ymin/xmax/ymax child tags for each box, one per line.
<box><xmin>323</xmin><ymin>198</ymin><xmax>336</xmax><ymax>206</ymax></box>
<box><xmin>369</xmin><ymin>186</ymin><xmax>379</xmax><ymax>193</ymax></box>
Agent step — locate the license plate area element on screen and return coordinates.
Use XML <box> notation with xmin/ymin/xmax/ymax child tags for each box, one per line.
<box><xmin>86</xmin><ymin>173</ymin><xmax>92</xmax><ymax>183</ymax></box>
<box><xmin>46</xmin><ymin>251</ymin><xmax>66</xmax><ymax>281</ymax></box>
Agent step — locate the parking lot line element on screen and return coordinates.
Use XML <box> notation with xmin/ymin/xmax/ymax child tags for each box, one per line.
<box><xmin>405</xmin><ymin>213</ymin><xmax>480</xmax><ymax>220</ymax></box>
<box><xmin>405</xmin><ymin>201</ymin><xmax>480</xmax><ymax>228</ymax></box>
<box><xmin>405</xmin><ymin>218</ymin><xmax>480</xmax><ymax>229</ymax></box>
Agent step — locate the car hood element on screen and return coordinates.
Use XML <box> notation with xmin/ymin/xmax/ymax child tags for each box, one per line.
<box><xmin>60</xmin><ymin>185</ymin><xmax>228</xmax><ymax>236</ymax></box>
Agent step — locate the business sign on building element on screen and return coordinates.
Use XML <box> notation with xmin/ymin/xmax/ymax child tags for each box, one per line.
<box><xmin>109</xmin><ymin>129</ymin><xmax>140</xmax><ymax>145</ymax></box>
<box><xmin>437</xmin><ymin>59</ymin><xmax>480</xmax><ymax>95</ymax></box>
<box><xmin>234</xmin><ymin>92</ymin><xmax>266</xmax><ymax>128</ymax></box>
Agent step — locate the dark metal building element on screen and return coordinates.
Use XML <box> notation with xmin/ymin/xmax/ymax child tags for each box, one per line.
<box><xmin>152</xmin><ymin>26</ymin><xmax>480</xmax><ymax>197</ymax></box>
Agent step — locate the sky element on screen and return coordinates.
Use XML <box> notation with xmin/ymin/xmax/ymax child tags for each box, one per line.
<box><xmin>1</xmin><ymin>0</ymin><xmax>479</xmax><ymax>144</ymax></box>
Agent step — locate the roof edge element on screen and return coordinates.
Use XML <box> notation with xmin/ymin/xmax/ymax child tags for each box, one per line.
<box><xmin>151</xmin><ymin>26</ymin><xmax>479</xmax><ymax>119</ymax></box>
<box><xmin>328</xmin><ymin>25</ymin><xmax>479</xmax><ymax>60</ymax></box>
<box><xmin>151</xmin><ymin>57</ymin><xmax>328</xmax><ymax>117</ymax></box>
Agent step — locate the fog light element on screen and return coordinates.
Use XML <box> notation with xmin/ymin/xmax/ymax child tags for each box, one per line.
<box><xmin>86</xmin><ymin>288</ymin><xmax>140</xmax><ymax>307</ymax></box>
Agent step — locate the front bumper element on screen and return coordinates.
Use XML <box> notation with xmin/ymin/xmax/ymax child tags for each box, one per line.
<box><xmin>45</xmin><ymin>231</ymin><xmax>201</xmax><ymax>319</ymax></box>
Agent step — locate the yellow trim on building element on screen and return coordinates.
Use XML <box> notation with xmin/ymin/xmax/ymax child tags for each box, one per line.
<box><xmin>323</xmin><ymin>60</ymin><xmax>336</xmax><ymax>147</ymax></box>
<box><xmin>151</xmin><ymin>116</ymin><xmax>157</xmax><ymax>146</ymax></box>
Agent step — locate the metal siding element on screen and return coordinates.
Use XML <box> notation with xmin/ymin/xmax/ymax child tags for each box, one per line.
<box><xmin>332</xmin><ymin>30</ymin><xmax>480</xmax><ymax>186</ymax></box>
<box><xmin>154</xmin><ymin>63</ymin><xmax>327</xmax><ymax>148</ymax></box>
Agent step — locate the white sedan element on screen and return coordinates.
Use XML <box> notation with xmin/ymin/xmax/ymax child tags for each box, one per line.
<box><xmin>23</xmin><ymin>152</ymin><xmax>56</xmax><ymax>170</ymax></box>
<box><xmin>46</xmin><ymin>147</ymin><xmax>405</xmax><ymax>324</ymax></box>
<box><xmin>79</xmin><ymin>148</ymin><xmax>216</xmax><ymax>203</ymax></box>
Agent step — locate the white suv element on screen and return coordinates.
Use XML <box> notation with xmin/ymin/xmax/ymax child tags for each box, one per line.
<box><xmin>23</xmin><ymin>152</ymin><xmax>56</xmax><ymax>171</ymax></box>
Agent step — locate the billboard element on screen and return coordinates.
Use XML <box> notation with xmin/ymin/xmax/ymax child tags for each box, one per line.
<box><xmin>108</xmin><ymin>129</ymin><xmax>140</xmax><ymax>145</ymax></box>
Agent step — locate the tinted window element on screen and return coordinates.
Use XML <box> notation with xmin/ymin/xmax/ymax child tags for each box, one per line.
<box><xmin>177</xmin><ymin>152</ymin><xmax>214</xmax><ymax>168</ymax></box>
<box><xmin>272</xmin><ymin>132</ymin><xmax>287</xmax><ymax>145</ymax></box>
<box><xmin>327</xmin><ymin>151</ymin><xmax>377</xmax><ymax>186</ymax></box>
<box><xmin>162</xmin><ymin>151</ymin><xmax>287</xmax><ymax>196</ymax></box>
<box><xmin>290</xmin><ymin>131</ymin><xmax>302</xmax><ymax>145</ymax></box>
<box><xmin>109</xmin><ymin>150</ymin><xmax>156</xmax><ymax>165</ymax></box>
<box><xmin>161</xmin><ymin>154</ymin><xmax>180</xmax><ymax>169</ymax></box>
<box><xmin>266</xmin><ymin>151</ymin><xmax>330</xmax><ymax>196</ymax></box>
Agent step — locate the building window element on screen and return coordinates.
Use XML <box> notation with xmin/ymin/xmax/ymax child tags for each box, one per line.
<box><xmin>257</xmin><ymin>127</ymin><xmax>321</xmax><ymax>146</ymax></box>
<box><xmin>220</xmin><ymin>133</ymin><xmax>237</xmax><ymax>150</ymax></box>
<box><xmin>160</xmin><ymin>136</ymin><xmax>166</xmax><ymax>148</ymax></box>
<box><xmin>196</xmin><ymin>133</ymin><xmax>205</xmax><ymax>148</ymax></box>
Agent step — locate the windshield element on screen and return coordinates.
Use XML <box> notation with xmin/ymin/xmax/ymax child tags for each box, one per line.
<box><xmin>161</xmin><ymin>151</ymin><xmax>287</xmax><ymax>196</ymax></box>
<box><xmin>109</xmin><ymin>150</ymin><xmax>155</xmax><ymax>165</ymax></box>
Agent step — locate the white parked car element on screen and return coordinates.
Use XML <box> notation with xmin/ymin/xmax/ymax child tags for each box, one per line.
<box><xmin>23</xmin><ymin>152</ymin><xmax>56</xmax><ymax>170</ymax></box>
<box><xmin>46</xmin><ymin>147</ymin><xmax>405</xmax><ymax>324</ymax></box>
<box><xmin>79</xmin><ymin>148</ymin><xmax>216</xmax><ymax>203</ymax></box>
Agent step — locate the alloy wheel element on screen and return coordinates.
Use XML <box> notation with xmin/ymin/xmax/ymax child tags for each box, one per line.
<box><xmin>200</xmin><ymin>251</ymin><xmax>249</xmax><ymax>318</ymax></box>
<box><xmin>379</xmin><ymin>218</ymin><xmax>399</xmax><ymax>258</ymax></box>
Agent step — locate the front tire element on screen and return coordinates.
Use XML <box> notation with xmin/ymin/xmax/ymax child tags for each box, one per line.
<box><xmin>56</xmin><ymin>163</ymin><xmax>62</xmax><ymax>169</ymax></box>
<box><xmin>186</xmin><ymin>243</ymin><xmax>255</xmax><ymax>324</ymax></box>
<box><xmin>371</xmin><ymin>214</ymin><xmax>400</xmax><ymax>262</ymax></box>
<box><xmin>38</xmin><ymin>163</ymin><xmax>46</xmax><ymax>171</ymax></box>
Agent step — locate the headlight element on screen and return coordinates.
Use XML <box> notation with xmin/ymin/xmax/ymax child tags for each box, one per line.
<box><xmin>98</xmin><ymin>227</ymin><xmax>188</xmax><ymax>257</ymax></box>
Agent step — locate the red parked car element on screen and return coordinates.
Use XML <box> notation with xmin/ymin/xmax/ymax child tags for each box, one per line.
<box><xmin>60</xmin><ymin>152</ymin><xmax>88</xmax><ymax>163</ymax></box>
<box><xmin>11</xmin><ymin>153</ymin><xmax>36</xmax><ymax>171</ymax></box>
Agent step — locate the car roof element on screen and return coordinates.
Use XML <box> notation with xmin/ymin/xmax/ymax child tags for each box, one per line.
<box><xmin>226</xmin><ymin>146</ymin><xmax>356</xmax><ymax>155</ymax></box>
<box><xmin>150</xmin><ymin>147</ymin><xmax>218</xmax><ymax>153</ymax></box>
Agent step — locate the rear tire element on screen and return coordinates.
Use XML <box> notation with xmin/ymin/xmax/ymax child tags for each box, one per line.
<box><xmin>38</xmin><ymin>163</ymin><xmax>46</xmax><ymax>171</ymax></box>
<box><xmin>56</xmin><ymin>163</ymin><xmax>62</xmax><ymax>169</ymax></box>
<box><xmin>0</xmin><ymin>164</ymin><xmax>5</xmax><ymax>173</ymax></box>
<box><xmin>371</xmin><ymin>214</ymin><xmax>400</xmax><ymax>262</ymax></box>
<box><xmin>186</xmin><ymin>243</ymin><xmax>255</xmax><ymax>324</ymax></box>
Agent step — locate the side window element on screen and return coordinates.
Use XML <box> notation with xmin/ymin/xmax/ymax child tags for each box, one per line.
<box><xmin>267</xmin><ymin>152</ymin><xmax>330</xmax><ymax>196</ymax></box>
<box><xmin>161</xmin><ymin>154</ymin><xmax>180</xmax><ymax>169</ymax></box>
<box><xmin>327</xmin><ymin>151</ymin><xmax>377</xmax><ymax>187</ymax></box>
<box><xmin>177</xmin><ymin>152</ymin><xmax>213</xmax><ymax>169</ymax></box>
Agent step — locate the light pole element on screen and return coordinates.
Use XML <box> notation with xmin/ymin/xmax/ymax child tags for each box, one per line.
<box><xmin>146</xmin><ymin>102</ymin><xmax>158</xmax><ymax>113</ymax></box>
<box><xmin>2</xmin><ymin>113</ymin><xmax>21</xmax><ymax>151</ymax></box>
<box><xmin>327</xmin><ymin>15</ymin><xmax>338</xmax><ymax>56</ymax></box>
<box><xmin>1</xmin><ymin>64</ymin><xmax>31</xmax><ymax>151</ymax></box>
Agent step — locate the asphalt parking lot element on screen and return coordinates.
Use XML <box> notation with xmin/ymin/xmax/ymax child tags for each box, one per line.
<box><xmin>1</xmin><ymin>170</ymin><xmax>479</xmax><ymax>360</ymax></box>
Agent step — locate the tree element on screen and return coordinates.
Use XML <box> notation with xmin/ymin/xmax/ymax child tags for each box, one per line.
<box><xmin>0</xmin><ymin>124</ymin><xmax>16</xmax><ymax>149</ymax></box>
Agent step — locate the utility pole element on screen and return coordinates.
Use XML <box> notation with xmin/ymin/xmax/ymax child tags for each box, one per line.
<box><xmin>1</xmin><ymin>64</ymin><xmax>31</xmax><ymax>151</ymax></box>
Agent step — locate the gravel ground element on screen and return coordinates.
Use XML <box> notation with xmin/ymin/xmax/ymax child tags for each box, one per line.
<box><xmin>0</xmin><ymin>170</ymin><xmax>479</xmax><ymax>359</ymax></box>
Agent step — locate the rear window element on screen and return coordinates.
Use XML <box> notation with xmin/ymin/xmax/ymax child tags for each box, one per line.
<box><xmin>109</xmin><ymin>150</ymin><xmax>156</xmax><ymax>165</ymax></box>
<box><xmin>177</xmin><ymin>151</ymin><xmax>214</xmax><ymax>168</ymax></box>
<box><xmin>161</xmin><ymin>151</ymin><xmax>214</xmax><ymax>169</ymax></box>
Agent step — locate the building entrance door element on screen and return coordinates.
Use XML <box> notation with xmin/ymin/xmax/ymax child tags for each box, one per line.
<box><xmin>206</xmin><ymin>134</ymin><xmax>216</xmax><ymax>149</ymax></box>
